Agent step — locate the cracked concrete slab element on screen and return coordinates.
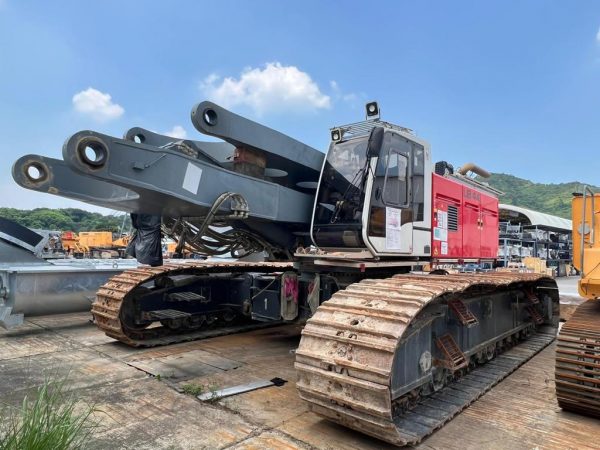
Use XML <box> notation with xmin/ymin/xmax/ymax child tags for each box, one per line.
<box><xmin>127</xmin><ymin>349</ymin><xmax>242</xmax><ymax>381</ymax></box>
<box><xmin>81</xmin><ymin>378</ymin><xmax>255</xmax><ymax>450</ymax></box>
<box><xmin>0</xmin><ymin>322</ymin><xmax>81</xmax><ymax>360</ymax></box>
<box><xmin>28</xmin><ymin>312</ymin><xmax>116</xmax><ymax>347</ymax></box>
<box><xmin>277</xmin><ymin>411</ymin><xmax>398</xmax><ymax>450</ymax></box>
<box><xmin>225</xmin><ymin>431</ymin><xmax>304</xmax><ymax>450</ymax></box>
<box><xmin>0</xmin><ymin>348</ymin><xmax>145</xmax><ymax>405</ymax></box>
<box><xmin>218</xmin><ymin>381</ymin><xmax>308</xmax><ymax>429</ymax></box>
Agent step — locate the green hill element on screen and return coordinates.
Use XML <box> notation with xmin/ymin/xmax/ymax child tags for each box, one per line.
<box><xmin>0</xmin><ymin>207</ymin><xmax>130</xmax><ymax>233</ymax></box>
<box><xmin>481</xmin><ymin>173</ymin><xmax>599</xmax><ymax>219</ymax></box>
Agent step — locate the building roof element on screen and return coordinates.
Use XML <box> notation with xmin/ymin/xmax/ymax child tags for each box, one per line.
<box><xmin>499</xmin><ymin>204</ymin><xmax>572</xmax><ymax>233</ymax></box>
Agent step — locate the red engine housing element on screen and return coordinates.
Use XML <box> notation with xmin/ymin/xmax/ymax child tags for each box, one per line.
<box><xmin>431</xmin><ymin>173</ymin><xmax>498</xmax><ymax>262</ymax></box>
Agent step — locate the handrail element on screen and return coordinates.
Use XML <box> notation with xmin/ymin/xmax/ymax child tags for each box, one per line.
<box><xmin>580</xmin><ymin>185</ymin><xmax>595</xmax><ymax>277</ymax></box>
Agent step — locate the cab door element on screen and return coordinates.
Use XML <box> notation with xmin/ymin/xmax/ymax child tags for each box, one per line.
<box><xmin>364</xmin><ymin>132</ymin><xmax>414</xmax><ymax>255</ymax></box>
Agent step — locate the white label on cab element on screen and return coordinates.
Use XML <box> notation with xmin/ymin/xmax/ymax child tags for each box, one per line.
<box><xmin>385</xmin><ymin>207</ymin><xmax>402</xmax><ymax>250</ymax></box>
<box><xmin>182</xmin><ymin>162</ymin><xmax>203</xmax><ymax>195</ymax></box>
<box><xmin>437</xmin><ymin>210</ymin><xmax>448</xmax><ymax>229</ymax></box>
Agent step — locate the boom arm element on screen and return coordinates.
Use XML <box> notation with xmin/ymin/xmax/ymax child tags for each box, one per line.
<box><xmin>13</xmin><ymin>154</ymin><xmax>142</xmax><ymax>213</ymax></box>
<box><xmin>191</xmin><ymin>101</ymin><xmax>324</xmax><ymax>185</ymax></box>
<box><xmin>12</xmin><ymin>102</ymin><xmax>326</xmax><ymax>256</ymax></box>
<box><xmin>58</xmin><ymin>130</ymin><xmax>313</xmax><ymax>223</ymax></box>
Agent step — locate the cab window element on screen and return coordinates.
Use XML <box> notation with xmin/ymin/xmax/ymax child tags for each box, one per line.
<box><xmin>383</xmin><ymin>149</ymin><xmax>408</xmax><ymax>206</ymax></box>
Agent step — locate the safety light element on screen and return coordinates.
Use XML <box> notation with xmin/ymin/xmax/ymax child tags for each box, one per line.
<box><xmin>365</xmin><ymin>101</ymin><xmax>380</xmax><ymax>120</ymax></box>
<box><xmin>331</xmin><ymin>128</ymin><xmax>343</xmax><ymax>142</ymax></box>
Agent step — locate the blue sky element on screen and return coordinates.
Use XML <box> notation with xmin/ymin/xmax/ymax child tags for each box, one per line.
<box><xmin>1</xmin><ymin>1</ymin><xmax>600</xmax><ymax>212</ymax></box>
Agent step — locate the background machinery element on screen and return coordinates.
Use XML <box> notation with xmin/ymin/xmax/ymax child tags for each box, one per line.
<box><xmin>12</xmin><ymin>101</ymin><xmax>559</xmax><ymax>445</ymax></box>
<box><xmin>556</xmin><ymin>188</ymin><xmax>600</xmax><ymax>417</ymax></box>
<box><xmin>0</xmin><ymin>217</ymin><xmax>136</xmax><ymax>328</ymax></box>
<box><xmin>63</xmin><ymin>231</ymin><xmax>130</xmax><ymax>258</ymax></box>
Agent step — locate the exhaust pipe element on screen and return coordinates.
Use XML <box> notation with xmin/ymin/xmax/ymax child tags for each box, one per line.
<box><xmin>456</xmin><ymin>162</ymin><xmax>490</xmax><ymax>179</ymax></box>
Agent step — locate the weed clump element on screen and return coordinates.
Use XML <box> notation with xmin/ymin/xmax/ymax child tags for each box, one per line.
<box><xmin>0</xmin><ymin>376</ymin><xmax>97</xmax><ymax>450</ymax></box>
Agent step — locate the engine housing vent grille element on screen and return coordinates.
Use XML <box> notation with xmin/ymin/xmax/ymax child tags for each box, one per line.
<box><xmin>448</xmin><ymin>205</ymin><xmax>459</xmax><ymax>231</ymax></box>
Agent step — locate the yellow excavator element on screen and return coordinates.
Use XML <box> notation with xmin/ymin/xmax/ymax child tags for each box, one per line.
<box><xmin>556</xmin><ymin>187</ymin><xmax>600</xmax><ymax>416</ymax></box>
<box><xmin>61</xmin><ymin>231</ymin><xmax>131</xmax><ymax>258</ymax></box>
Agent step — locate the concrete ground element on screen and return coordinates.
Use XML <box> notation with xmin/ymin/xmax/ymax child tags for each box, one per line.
<box><xmin>1</xmin><ymin>286</ymin><xmax>599</xmax><ymax>449</ymax></box>
<box><xmin>555</xmin><ymin>276</ymin><xmax>582</xmax><ymax>298</ymax></box>
<box><xmin>555</xmin><ymin>276</ymin><xmax>586</xmax><ymax>320</ymax></box>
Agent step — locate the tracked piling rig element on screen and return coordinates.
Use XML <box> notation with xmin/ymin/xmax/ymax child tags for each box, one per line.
<box><xmin>12</xmin><ymin>101</ymin><xmax>559</xmax><ymax>445</ymax></box>
<box><xmin>555</xmin><ymin>188</ymin><xmax>600</xmax><ymax>418</ymax></box>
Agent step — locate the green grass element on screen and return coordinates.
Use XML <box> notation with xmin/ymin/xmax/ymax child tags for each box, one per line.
<box><xmin>0</xmin><ymin>376</ymin><xmax>97</xmax><ymax>450</ymax></box>
<box><xmin>181</xmin><ymin>383</ymin><xmax>205</xmax><ymax>396</ymax></box>
<box><xmin>181</xmin><ymin>381</ymin><xmax>221</xmax><ymax>402</ymax></box>
<box><xmin>155</xmin><ymin>371</ymin><xmax>175</xmax><ymax>382</ymax></box>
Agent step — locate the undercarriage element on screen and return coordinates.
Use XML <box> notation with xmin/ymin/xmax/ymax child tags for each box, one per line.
<box><xmin>295</xmin><ymin>272</ymin><xmax>558</xmax><ymax>445</ymax></box>
<box><xmin>92</xmin><ymin>261</ymin><xmax>559</xmax><ymax>445</ymax></box>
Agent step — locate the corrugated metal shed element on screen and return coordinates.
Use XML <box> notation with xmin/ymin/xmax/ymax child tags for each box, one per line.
<box><xmin>499</xmin><ymin>203</ymin><xmax>572</xmax><ymax>232</ymax></box>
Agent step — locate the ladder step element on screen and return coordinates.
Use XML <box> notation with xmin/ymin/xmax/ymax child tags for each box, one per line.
<box><xmin>148</xmin><ymin>309</ymin><xmax>192</xmax><ymax>320</ymax></box>
<box><xmin>168</xmin><ymin>291</ymin><xmax>207</xmax><ymax>302</ymax></box>
<box><xmin>526</xmin><ymin>306</ymin><xmax>544</xmax><ymax>325</ymax></box>
<box><xmin>526</xmin><ymin>290</ymin><xmax>540</xmax><ymax>304</ymax></box>
<box><xmin>435</xmin><ymin>333</ymin><xmax>468</xmax><ymax>371</ymax></box>
<box><xmin>447</xmin><ymin>299</ymin><xmax>478</xmax><ymax>327</ymax></box>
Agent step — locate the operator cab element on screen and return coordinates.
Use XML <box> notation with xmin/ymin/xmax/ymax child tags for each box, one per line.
<box><xmin>311</xmin><ymin>102</ymin><xmax>433</xmax><ymax>258</ymax></box>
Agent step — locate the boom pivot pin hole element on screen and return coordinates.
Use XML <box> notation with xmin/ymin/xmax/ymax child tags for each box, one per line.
<box><xmin>203</xmin><ymin>108</ymin><xmax>218</xmax><ymax>126</ymax></box>
<box><xmin>77</xmin><ymin>138</ymin><xmax>108</xmax><ymax>168</ymax></box>
<box><xmin>133</xmin><ymin>134</ymin><xmax>145</xmax><ymax>144</ymax></box>
<box><xmin>24</xmin><ymin>162</ymin><xmax>48</xmax><ymax>183</ymax></box>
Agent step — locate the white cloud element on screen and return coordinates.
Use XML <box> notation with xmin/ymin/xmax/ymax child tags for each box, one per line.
<box><xmin>597</xmin><ymin>27</ymin><xmax>600</xmax><ymax>42</ymax></box>
<box><xmin>164</xmin><ymin>125</ymin><xmax>187</xmax><ymax>139</ymax></box>
<box><xmin>72</xmin><ymin>87</ymin><xmax>124</xmax><ymax>122</ymax></box>
<box><xmin>199</xmin><ymin>62</ymin><xmax>331</xmax><ymax>115</ymax></box>
<box><xmin>329</xmin><ymin>80</ymin><xmax>364</xmax><ymax>107</ymax></box>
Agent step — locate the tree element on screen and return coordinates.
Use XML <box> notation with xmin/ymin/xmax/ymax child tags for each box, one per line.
<box><xmin>0</xmin><ymin>208</ymin><xmax>130</xmax><ymax>233</ymax></box>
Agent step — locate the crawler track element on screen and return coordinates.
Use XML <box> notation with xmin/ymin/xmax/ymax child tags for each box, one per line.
<box><xmin>556</xmin><ymin>299</ymin><xmax>600</xmax><ymax>417</ymax></box>
<box><xmin>91</xmin><ymin>261</ymin><xmax>293</xmax><ymax>347</ymax></box>
<box><xmin>295</xmin><ymin>272</ymin><xmax>558</xmax><ymax>446</ymax></box>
